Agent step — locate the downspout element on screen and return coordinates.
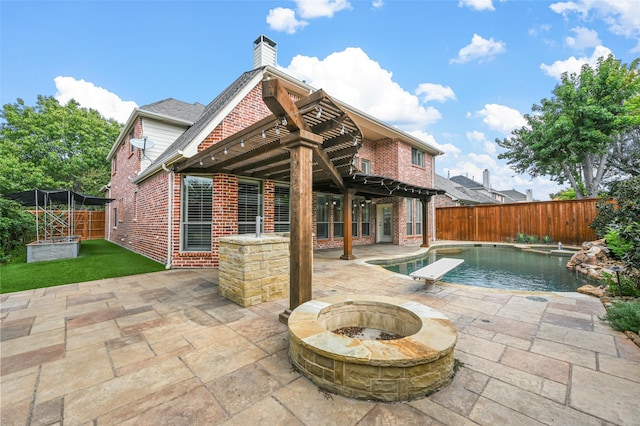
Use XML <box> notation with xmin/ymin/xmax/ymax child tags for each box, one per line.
<box><xmin>163</xmin><ymin>163</ymin><xmax>173</xmax><ymax>269</ymax></box>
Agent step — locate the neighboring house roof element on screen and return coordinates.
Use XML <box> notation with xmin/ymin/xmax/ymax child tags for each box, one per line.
<box><xmin>449</xmin><ymin>175</ymin><xmax>483</xmax><ymax>189</ymax></box>
<box><xmin>498</xmin><ymin>189</ymin><xmax>527</xmax><ymax>202</ymax></box>
<box><xmin>435</xmin><ymin>175</ymin><xmax>499</xmax><ymax>205</ymax></box>
<box><xmin>139</xmin><ymin>98</ymin><xmax>205</xmax><ymax>123</ymax></box>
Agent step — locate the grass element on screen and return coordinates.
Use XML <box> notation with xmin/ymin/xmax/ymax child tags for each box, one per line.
<box><xmin>0</xmin><ymin>239</ymin><xmax>165</xmax><ymax>294</ymax></box>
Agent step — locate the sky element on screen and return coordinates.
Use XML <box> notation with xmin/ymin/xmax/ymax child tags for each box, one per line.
<box><xmin>2</xmin><ymin>0</ymin><xmax>639</xmax><ymax>200</ymax></box>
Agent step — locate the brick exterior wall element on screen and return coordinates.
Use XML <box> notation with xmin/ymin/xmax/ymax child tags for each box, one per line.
<box><xmin>108</xmin><ymin>78</ymin><xmax>439</xmax><ymax>268</ymax></box>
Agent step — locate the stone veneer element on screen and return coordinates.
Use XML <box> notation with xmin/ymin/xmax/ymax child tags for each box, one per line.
<box><xmin>288</xmin><ymin>294</ymin><xmax>457</xmax><ymax>401</ymax></box>
<box><xmin>218</xmin><ymin>234</ymin><xmax>289</xmax><ymax>307</ymax></box>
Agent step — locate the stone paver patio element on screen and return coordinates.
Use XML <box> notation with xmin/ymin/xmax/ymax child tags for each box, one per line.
<box><xmin>1</xmin><ymin>244</ymin><xmax>639</xmax><ymax>425</ymax></box>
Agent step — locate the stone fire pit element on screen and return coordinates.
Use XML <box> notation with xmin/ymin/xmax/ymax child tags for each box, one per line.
<box><xmin>287</xmin><ymin>295</ymin><xmax>457</xmax><ymax>401</ymax></box>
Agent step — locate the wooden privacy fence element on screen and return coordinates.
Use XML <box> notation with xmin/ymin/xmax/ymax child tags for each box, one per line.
<box><xmin>28</xmin><ymin>210</ymin><xmax>106</xmax><ymax>241</ymax></box>
<box><xmin>435</xmin><ymin>199</ymin><xmax>599</xmax><ymax>246</ymax></box>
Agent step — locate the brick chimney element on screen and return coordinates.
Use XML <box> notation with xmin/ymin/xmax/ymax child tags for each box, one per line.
<box><xmin>253</xmin><ymin>35</ymin><xmax>277</xmax><ymax>68</ymax></box>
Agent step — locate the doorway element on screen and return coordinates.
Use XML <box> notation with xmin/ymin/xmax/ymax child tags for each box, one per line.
<box><xmin>376</xmin><ymin>204</ymin><xmax>393</xmax><ymax>243</ymax></box>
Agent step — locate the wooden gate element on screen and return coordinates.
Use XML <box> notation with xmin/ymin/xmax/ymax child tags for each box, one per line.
<box><xmin>435</xmin><ymin>199</ymin><xmax>598</xmax><ymax>246</ymax></box>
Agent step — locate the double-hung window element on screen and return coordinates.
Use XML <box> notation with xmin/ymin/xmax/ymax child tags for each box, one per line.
<box><xmin>411</xmin><ymin>148</ymin><xmax>424</xmax><ymax>167</ymax></box>
<box><xmin>361</xmin><ymin>202</ymin><xmax>371</xmax><ymax>236</ymax></box>
<box><xmin>181</xmin><ymin>176</ymin><xmax>213</xmax><ymax>251</ymax></box>
<box><xmin>274</xmin><ymin>184</ymin><xmax>290</xmax><ymax>232</ymax></box>
<box><xmin>406</xmin><ymin>199</ymin><xmax>414</xmax><ymax>235</ymax></box>
<box><xmin>317</xmin><ymin>194</ymin><xmax>329</xmax><ymax>239</ymax></box>
<box><xmin>415</xmin><ymin>200</ymin><xmax>423</xmax><ymax>235</ymax></box>
<box><xmin>238</xmin><ymin>179</ymin><xmax>262</xmax><ymax>234</ymax></box>
<box><xmin>352</xmin><ymin>199</ymin><xmax>359</xmax><ymax>237</ymax></box>
<box><xmin>333</xmin><ymin>195</ymin><xmax>344</xmax><ymax>237</ymax></box>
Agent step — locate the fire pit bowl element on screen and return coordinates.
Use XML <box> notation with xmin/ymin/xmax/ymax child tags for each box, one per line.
<box><xmin>287</xmin><ymin>295</ymin><xmax>457</xmax><ymax>401</ymax></box>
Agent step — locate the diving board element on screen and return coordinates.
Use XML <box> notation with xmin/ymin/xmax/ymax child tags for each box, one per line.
<box><xmin>410</xmin><ymin>258</ymin><xmax>464</xmax><ymax>292</ymax></box>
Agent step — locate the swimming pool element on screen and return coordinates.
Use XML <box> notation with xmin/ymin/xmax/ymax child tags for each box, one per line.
<box><xmin>381</xmin><ymin>246</ymin><xmax>593</xmax><ymax>292</ymax></box>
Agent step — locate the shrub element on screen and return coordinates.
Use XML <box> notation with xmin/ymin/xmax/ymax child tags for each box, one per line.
<box><xmin>526</xmin><ymin>234</ymin><xmax>539</xmax><ymax>244</ymax></box>
<box><xmin>0</xmin><ymin>198</ymin><xmax>35</xmax><ymax>263</ymax></box>
<box><xmin>542</xmin><ymin>235</ymin><xmax>553</xmax><ymax>244</ymax></box>
<box><xmin>601</xmin><ymin>272</ymin><xmax>640</xmax><ymax>297</ymax></box>
<box><xmin>515</xmin><ymin>233</ymin><xmax>527</xmax><ymax>243</ymax></box>
<box><xmin>599</xmin><ymin>301</ymin><xmax>640</xmax><ymax>333</ymax></box>
<box><xmin>605</xmin><ymin>227</ymin><xmax>633</xmax><ymax>260</ymax></box>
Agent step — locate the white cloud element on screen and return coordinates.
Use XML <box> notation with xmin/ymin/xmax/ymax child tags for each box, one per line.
<box><xmin>415</xmin><ymin>83</ymin><xmax>456</xmax><ymax>103</ymax></box>
<box><xmin>550</xmin><ymin>0</ymin><xmax>640</xmax><ymax>52</ymax></box>
<box><xmin>409</xmin><ymin>130</ymin><xmax>461</xmax><ymax>159</ymax></box>
<box><xmin>295</xmin><ymin>0</ymin><xmax>351</xmax><ymax>19</ymax></box>
<box><xmin>450</xmin><ymin>34</ymin><xmax>506</xmax><ymax>64</ymax></box>
<box><xmin>566</xmin><ymin>26</ymin><xmax>601</xmax><ymax>49</ymax></box>
<box><xmin>476</xmin><ymin>104</ymin><xmax>526</xmax><ymax>135</ymax></box>
<box><xmin>540</xmin><ymin>45</ymin><xmax>613</xmax><ymax>79</ymax></box>
<box><xmin>267</xmin><ymin>7</ymin><xmax>308</xmax><ymax>34</ymax></box>
<box><xmin>372</xmin><ymin>0</ymin><xmax>384</xmax><ymax>9</ymax></box>
<box><xmin>466</xmin><ymin>130</ymin><xmax>497</xmax><ymax>155</ymax></box>
<box><xmin>529</xmin><ymin>24</ymin><xmax>551</xmax><ymax>37</ymax></box>
<box><xmin>458</xmin><ymin>0</ymin><xmax>495</xmax><ymax>11</ymax></box>
<box><xmin>281</xmin><ymin>47</ymin><xmax>442</xmax><ymax>128</ymax></box>
<box><xmin>54</xmin><ymin>76</ymin><xmax>137</xmax><ymax>123</ymax></box>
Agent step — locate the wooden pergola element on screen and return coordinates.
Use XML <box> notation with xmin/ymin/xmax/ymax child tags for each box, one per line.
<box><xmin>175</xmin><ymin>78</ymin><xmax>443</xmax><ymax>319</ymax></box>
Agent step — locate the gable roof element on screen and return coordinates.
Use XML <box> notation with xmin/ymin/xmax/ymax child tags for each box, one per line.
<box><xmin>135</xmin><ymin>68</ymin><xmax>264</xmax><ymax>181</ymax></box>
<box><xmin>133</xmin><ymin>65</ymin><xmax>444</xmax><ymax>183</ymax></box>
<box><xmin>435</xmin><ymin>174</ymin><xmax>499</xmax><ymax>205</ymax></box>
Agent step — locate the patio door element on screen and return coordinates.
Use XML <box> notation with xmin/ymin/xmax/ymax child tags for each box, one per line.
<box><xmin>376</xmin><ymin>204</ymin><xmax>392</xmax><ymax>243</ymax></box>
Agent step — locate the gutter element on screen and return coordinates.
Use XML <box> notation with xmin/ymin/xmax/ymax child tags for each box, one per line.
<box><xmin>133</xmin><ymin>150</ymin><xmax>183</xmax><ymax>184</ymax></box>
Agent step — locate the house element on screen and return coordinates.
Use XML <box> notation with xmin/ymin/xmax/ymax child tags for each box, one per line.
<box><xmin>433</xmin><ymin>174</ymin><xmax>499</xmax><ymax>207</ymax></box>
<box><xmin>105</xmin><ymin>36</ymin><xmax>444</xmax><ymax>269</ymax></box>
<box><xmin>436</xmin><ymin>169</ymin><xmax>532</xmax><ymax>206</ymax></box>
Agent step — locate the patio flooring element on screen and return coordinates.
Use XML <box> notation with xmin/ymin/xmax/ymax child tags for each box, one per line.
<box><xmin>1</xmin><ymin>243</ymin><xmax>639</xmax><ymax>425</ymax></box>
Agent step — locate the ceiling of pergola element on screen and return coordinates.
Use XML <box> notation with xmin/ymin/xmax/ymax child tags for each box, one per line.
<box><xmin>174</xmin><ymin>81</ymin><xmax>443</xmax><ymax>199</ymax></box>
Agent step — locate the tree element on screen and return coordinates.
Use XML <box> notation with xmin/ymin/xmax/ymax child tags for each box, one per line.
<box><xmin>0</xmin><ymin>96</ymin><xmax>122</xmax><ymax>196</ymax></box>
<box><xmin>497</xmin><ymin>55</ymin><xmax>640</xmax><ymax>199</ymax></box>
<box><xmin>607</xmin><ymin>127</ymin><xmax>640</xmax><ymax>179</ymax></box>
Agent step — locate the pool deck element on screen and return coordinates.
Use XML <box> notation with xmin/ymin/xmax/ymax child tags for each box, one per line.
<box><xmin>2</xmin><ymin>243</ymin><xmax>639</xmax><ymax>425</ymax></box>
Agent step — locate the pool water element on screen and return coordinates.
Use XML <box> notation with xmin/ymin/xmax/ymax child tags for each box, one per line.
<box><xmin>383</xmin><ymin>246</ymin><xmax>593</xmax><ymax>292</ymax></box>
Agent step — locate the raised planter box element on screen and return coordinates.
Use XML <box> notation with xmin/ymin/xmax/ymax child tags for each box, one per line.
<box><xmin>27</xmin><ymin>237</ymin><xmax>81</xmax><ymax>263</ymax></box>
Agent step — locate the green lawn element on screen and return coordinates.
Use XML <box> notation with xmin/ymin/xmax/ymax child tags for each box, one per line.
<box><xmin>0</xmin><ymin>239</ymin><xmax>165</xmax><ymax>294</ymax></box>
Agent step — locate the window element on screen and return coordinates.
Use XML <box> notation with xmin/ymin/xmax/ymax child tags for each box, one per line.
<box><xmin>411</xmin><ymin>148</ymin><xmax>424</xmax><ymax>167</ymax></box>
<box><xmin>113</xmin><ymin>207</ymin><xmax>118</xmax><ymax>227</ymax></box>
<box><xmin>238</xmin><ymin>179</ymin><xmax>262</xmax><ymax>234</ymax></box>
<box><xmin>406</xmin><ymin>199</ymin><xmax>414</xmax><ymax>235</ymax></box>
<box><xmin>361</xmin><ymin>159</ymin><xmax>371</xmax><ymax>174</ymax></box>
<box><xmin>317</xmin><ymin>194</ymin><xmax>329</xmax><ymax>239</ymax></box>
<box><xmin>352</xmin><ymin>199</ymin><xmax>359</xmax><ymax>237</ymax></box>
<box><xmin>361</xmin><ymin>202</ymin><xmax>371</xmax><ymax>236</ymax></box>
<box><xmin>415</xmin><ymin>200</ymin><xmax>422</xmax><ymax>235</ymax></box>
<box><xmin>274</xmin><ymin>184</ymin><xmax>290</xmax><ymax>232</ymax></box>
<box><xmin>129</xmin><ymin>131</ymin><xmax>135</xmax><ymax>155</ymax></box>
<box><xmin>181</xmin><ymin>176</ymin><xmax>213</xmax><ymax>251</ymax></box>
<box><xmin>333</xmin><ymin>195</ymin><xmax>344</xmax><ymax>237</ymax></box>
<box><xmin>112</xmin><ymin>155</ymin><xmax>117</xmax><ymax>174</ymax></box>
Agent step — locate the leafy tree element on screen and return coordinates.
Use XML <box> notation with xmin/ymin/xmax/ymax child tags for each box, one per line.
<box><xmin>0</xmin><ymin>197</ymin><xmax>36</xmax><ymax>263</ymax></box>
<box><xmin>0</xmin><ymin>96</ymin><xmax>122</xmax><ymax>196</ymax></box>
<box><xmin>607</xmin><ymin>127</ymin><xmax>640</xmax><ymax>180</ymax></box>
<box><xmin>497</xmin><ymin>55</ymin><xmax>640</xmax><ymax>199</ymax></box>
